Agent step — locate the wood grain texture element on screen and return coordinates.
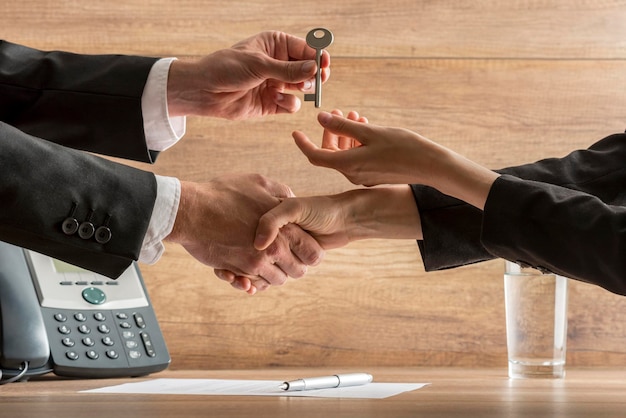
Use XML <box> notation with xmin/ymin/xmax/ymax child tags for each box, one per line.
<box><xmin>3</xmin><ymin>368</ymin><xmax>626</xmax><ymax>418</ymax></box>
<box><xmin>4</xmin><ymin>0</ymin><xmax>626</xmax><ymax>58</ymax></box>
<box><xmin>4</xmin><ymin>0</ymin><xmax>626</xmax><ymax>369</ymax></box>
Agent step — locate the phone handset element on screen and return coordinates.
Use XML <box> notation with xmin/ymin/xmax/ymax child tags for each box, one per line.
<box><xmin>0</xmin><ymin>241</ymin><xmax>52</xmax><ymax>382</ymax></box>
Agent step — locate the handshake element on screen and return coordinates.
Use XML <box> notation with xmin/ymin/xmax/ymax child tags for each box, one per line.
<box><xmin>166</xmin><ymin>109</ymin><xmax>491</xmax><ymax>295</ymax></box>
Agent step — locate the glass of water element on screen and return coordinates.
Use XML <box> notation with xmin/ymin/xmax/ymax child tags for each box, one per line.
<box><xmin>504</xmin><ymin>260</ymin><xmax>568</xmax><ymax>379</ymax></box>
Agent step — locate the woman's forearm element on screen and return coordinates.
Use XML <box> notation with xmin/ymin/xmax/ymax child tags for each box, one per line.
<box><xmin>424</xmin><ymin>143</ymin><xmax>500</xmax><ymax>210</ymax></box>
<box><xmin>341</xmin><ymin>185</ymin><xmax>423</xmax><ymax>242</ymax></box>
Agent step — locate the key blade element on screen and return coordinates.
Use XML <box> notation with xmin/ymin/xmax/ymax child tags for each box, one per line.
<box><xmin>304</xmin><ymin>93</ymin><xmax>321</xmax><ymax>107</ymax></box>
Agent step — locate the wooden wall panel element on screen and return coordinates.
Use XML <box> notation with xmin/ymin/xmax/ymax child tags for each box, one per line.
<box><xmin>4</xmin><ymin>0</ymin><xmax>626</xmax><ymax>59</ymax></box>
<box><xmin>4</xmin><ymin>0</ymin><xmax>626</xmax><ymax>369</ymax></box>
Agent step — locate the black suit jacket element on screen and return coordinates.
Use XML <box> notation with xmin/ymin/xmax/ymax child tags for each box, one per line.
<box><xmin>411</xmin><ymin>132</ymin><xmax>626</xmax><ymax>295</ymax></box>
<box><xmin>0</xmin><ymin>40</ymin><xmax>161</xmax><ymax>278</ymax></box>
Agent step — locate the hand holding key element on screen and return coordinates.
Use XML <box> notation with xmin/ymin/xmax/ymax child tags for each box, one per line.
<box><xmin>166</xmin><ymin>30</ymin><xmax>331</xmax><ymax>119</ymax></box>
<box><xmin>304</xmin><ymin>28</ymin><xmax>334</xmax><ymax>108</ymax></box>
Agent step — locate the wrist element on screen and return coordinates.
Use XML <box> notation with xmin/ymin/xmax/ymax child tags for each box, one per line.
<box><xmin>166</xmin><ymin>59</ymin><xmax>206</xmax><ymax>117</ymax></box>
<box><xmin>166</xmin><ymin>180</ymin><xmax>196</xmax><ymax>244</ymax></box>
<box><xmin>340</xmin><ymin>186</ymin><xmax>422</xmax><ymax>241</ymax></box>
<box><xmin>435</xmin><ymin>149</ymin><xmax>500</xmax><ymax>210</ymax></box>
<box><xmin>139</xmin><ymin>175</ymin><xmax>181</xmax><ymax>264</ymax></box>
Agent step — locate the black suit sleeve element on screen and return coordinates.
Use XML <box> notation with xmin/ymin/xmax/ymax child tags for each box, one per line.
<box><xmin>482</xmin><ymin>174</ymin><xmax>626</xmax><ymax>295</ymax></box>
<box><xmin>0</xmin><ymin>41</ymin><xmax>163</xmax><ymax>277</ymax></box>
<box><xmin>0</xmin><ymin>122</ymin><xmax>156</xmax><ymax>278</ymax></box>
<box><xmin>411</xmin><ymin>132</ymin><xmax>626</xmax><ymax>295</ymax></box>
<box><xmin>0</xmin><ymin>40</ymin><xmax>159</xmax><ymax>162</ymax></box>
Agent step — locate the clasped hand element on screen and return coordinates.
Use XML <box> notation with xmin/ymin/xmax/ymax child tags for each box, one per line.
<box><xmin>166</xmin><ymin>174</ymin><xmax>323</xmax><ymax>295</ymax></box>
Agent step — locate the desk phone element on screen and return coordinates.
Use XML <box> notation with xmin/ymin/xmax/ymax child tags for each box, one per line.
<box><xmin>0</xmin><ymin>241</ymin><xmax>170</xmax><ymax>381</ymax></box>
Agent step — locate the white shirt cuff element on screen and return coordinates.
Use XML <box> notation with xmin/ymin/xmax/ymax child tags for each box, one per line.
<box><xmin>142</xmin><ymin>57</ymin><xmax>186</xmax><ymax>151</ymax></box>
<box><xmin>139</xmin><ymin>58</ymin><xmax>184</xmax><ymax>265</ymax></box>
<box><xmin>139</xmin><ymin>175</ymin><xmax>181</xmax><ymax>265</ymax></box>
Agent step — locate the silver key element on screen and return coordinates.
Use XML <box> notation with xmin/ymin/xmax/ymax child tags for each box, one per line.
<box><xmin>304</xmin><ymin>28</ymin><xmax>334</xmax><ymax>108</ymax></box>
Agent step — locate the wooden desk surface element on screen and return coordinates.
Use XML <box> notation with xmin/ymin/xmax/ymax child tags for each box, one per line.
<box><xmin>1</xmin><ymin>367</ymin><xmax>625</xmax><ymax>417</ymax></box>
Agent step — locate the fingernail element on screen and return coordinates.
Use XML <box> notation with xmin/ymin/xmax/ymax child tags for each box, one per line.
<box><xmin>318</xmin><ymin>111</ymin><xmax>332</xmax><ymax>125</ymax></box>
<box><xmin>302</xmin><ymin>61</ymin><xmax>315</xmax><ymax>74</ymax></box>
<box><xmin>303</xmin><ymin>80</ymin><xmax>312</xmax><ymax>90</ymax></box>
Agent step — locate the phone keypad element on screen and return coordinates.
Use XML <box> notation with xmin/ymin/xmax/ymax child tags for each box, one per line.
<box><xmin>51</xmin><ymin>310</ymin><xmax>157</xmax><ymax>365</ymax></box>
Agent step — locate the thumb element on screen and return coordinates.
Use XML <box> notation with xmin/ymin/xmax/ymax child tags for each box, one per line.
<box><xmin>261</xmin><ymin>177</ymin><xmax>296</xmax><ymax>199</ymax></box>
<box><xmin>263</xmin><ymin>58</ymin><xmax>317</xmax><ymax>84</ymax></box>
<box><xmin>254</xmin><ymin>200</ymin><xmax>302</xmax><ymax>250</ymax></box>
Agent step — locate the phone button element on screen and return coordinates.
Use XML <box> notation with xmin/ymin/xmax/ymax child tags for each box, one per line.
<box><xmin>82</xmin><ymin>287</ymin><xmax>106</xmax><ymax>305</ymax></box>
<box><xmin>78</xmin><ymin>325</ymin><xmax>91</xmax><ymax>334</ymax></box>
<box><xmin>62</xmin><ymin>337</ymin><xmax>75</xmax><ymax>347</ymax></box>
<box><xmin>140</xmin><ymin>332</ymin><xmax>157</xmax><ymax>358</ymax></box>
<box><xmin>134</xmin><ymin>313</ymin><xmax>146</xmax><ymax>329</ymax></box>
<box><xmin>98</xmin><ymin>324</ymin><xmax>111</xmax><ymax>334</ymax></box>
<box><xmin>86</xmin><ymin>350</ymin><xmax>99</xmax><ymax>360</ymax></box>
<box><xmin>66</xmin><ymin>351</ymin><xmax>79</xmax><ymax>361</ymax></box>
<box><xmin>54</xmin><ymin>313</ymin><xmax>67</xmax><ymax>322</ymax></box>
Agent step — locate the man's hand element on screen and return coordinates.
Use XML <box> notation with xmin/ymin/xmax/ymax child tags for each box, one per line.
<box><xmin>165</xmin><ymin>173</ymin><xmax>324</xmax><ymax>294</ymax></box>
<box><xmin>166</xmin><ymin>31</ymin><xmax>331</xmax><ymax>119</ymax></box>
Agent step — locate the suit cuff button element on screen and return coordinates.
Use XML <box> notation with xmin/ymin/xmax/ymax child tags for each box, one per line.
<box><xmin>62</xmin><ymin>218</ymin><xmax>79</xmax><ymax>235</ymax></box>
<box><xmin>95</xmin><ymin>226</ymin><xmax>112</xmax><ymax>244</ymax></box>
<box><xmin>78</xmin><ymin>222</ymin><xmax>95</xmax><ymax>239</ymax></box>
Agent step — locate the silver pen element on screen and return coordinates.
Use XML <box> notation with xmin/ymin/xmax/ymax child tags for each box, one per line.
<box><xmin>279</xmin><ymin>373</ymin><xmax>373</xmax><ymax>391</ymax></box>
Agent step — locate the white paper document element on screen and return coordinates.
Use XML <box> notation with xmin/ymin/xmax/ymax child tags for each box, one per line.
<box><xmin>82</xmin><ymin>378</ymin><xmax>428</xmax><ymax>399</ymax></box>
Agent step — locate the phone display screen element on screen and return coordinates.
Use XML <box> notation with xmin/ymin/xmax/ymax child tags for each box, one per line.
<box><xmin>52</xmin><ymin>259</ymin><xmax>89</xmax><ymax>274</ymax></box>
